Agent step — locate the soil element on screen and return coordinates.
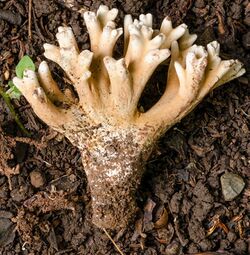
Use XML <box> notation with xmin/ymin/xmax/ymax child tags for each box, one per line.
<box><xmin>0</xmin><ymin>0</ymin><xmax>249</xmax><ymax>254</ymax></box>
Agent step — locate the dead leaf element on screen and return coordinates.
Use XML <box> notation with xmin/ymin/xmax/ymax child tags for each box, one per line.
<box><xmin>154</xmin><ymin>207</ymin><xmax>168</xmax><ymax>229</ymax></box>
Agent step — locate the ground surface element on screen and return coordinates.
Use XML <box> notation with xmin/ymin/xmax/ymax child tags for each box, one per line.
<box><xmin>0</xmin><ymin>0</ymin><xmax>249</xmax><ymax>254</ymax></box>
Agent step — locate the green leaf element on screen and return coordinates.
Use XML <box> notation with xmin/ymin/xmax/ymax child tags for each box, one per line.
<box><xmin>6</xmin><ymin>81</ymin><xmax>22</xmax><ymax>100</ymax></box>
<box><xmin>15</xmin><ymin>55</ymin><xmax>35</xmax><ymax>78</ymax></box>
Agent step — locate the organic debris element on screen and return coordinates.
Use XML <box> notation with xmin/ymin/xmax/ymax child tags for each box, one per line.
<box><xmin>0</xmin><ymin>127</ymin><xmax>19</xmax><ymax>190</ymax></box>
<box><xmin>154</xmin><ymin>206</ymin><xmax>168</xmax><ymax>229</ymax></box>
<box><xmin>23</xmin><ymin>188</ymin><xmax>75</xmax><ymax>214</ymax></box>
<box><xmin>207</xmin><ymin>215</ymin><xmax>229</xmax><ymax>237</ymax></box>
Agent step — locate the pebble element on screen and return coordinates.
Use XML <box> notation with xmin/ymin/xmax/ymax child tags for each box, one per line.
<box><xmin>221</xmin><ymin>172</ymin><xmax>245</xmax><ymax>201</ymax></box>
<box><xmin>30</xmin><ymin>170</ymin><xmax>45</xmax><ymax>188</ymax></box>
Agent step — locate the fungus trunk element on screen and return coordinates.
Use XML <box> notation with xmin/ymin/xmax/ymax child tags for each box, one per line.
<box><xmin>81</xmin><ymin>131</ymin><xmax>149</xmax><ymax>228</ymax></box>
<box><xmin>84</xmin><ymin>152</ymin><xmax>144</xmax><ymax>229</ymax></box>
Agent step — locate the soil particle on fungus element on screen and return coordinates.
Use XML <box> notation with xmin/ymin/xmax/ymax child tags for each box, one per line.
<box><xmin>0</xmin><ymin>0</ymin><xmax>249</xmax><ymax>254</ymax></box>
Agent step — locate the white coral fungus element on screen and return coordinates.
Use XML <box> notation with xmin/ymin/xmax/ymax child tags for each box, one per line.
<box><xmin>13</xmin><ymin>5</ymin><xmax>245</xmax><ymax>229</ymax></box>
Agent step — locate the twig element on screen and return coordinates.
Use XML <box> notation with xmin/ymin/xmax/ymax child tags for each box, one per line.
<box><xmin>0</xmin><ymin>86</ymin><xmax>30</xmax><ymax>136</ymax></box>
<box><xmin>28</xmin><ymin>0</ymin><xmax>32</xmax><ymax>40</ymax></box>
<box><xmin>102</xmin><ymin>228</ymin><xmax>125</xmax><ymax>255</ymax></box>
<box><xmin>11</xmin><ymin>136</ymin><xmax>47</xmax><ymax>149</ymax></box>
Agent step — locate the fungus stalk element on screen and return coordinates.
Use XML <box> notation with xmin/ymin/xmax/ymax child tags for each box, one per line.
<box><xmin>13</xmin><ymin>5</ymin><xmax>245</xmax><ymax>229</ymax></box>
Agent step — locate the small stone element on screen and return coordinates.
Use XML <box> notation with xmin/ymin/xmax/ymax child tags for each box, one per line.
<box><xmin>221</xmin><ymin>172</ymin><xmax>245</xmax><ymax>201</ymax></box>
<box><xmin>30</xmin><ymin>170</ymin><xmax>45</xmax><ymax>188</ymax></box>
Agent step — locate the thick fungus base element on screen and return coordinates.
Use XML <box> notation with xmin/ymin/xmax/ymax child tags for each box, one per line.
<box><xmin>78</xmin><ymin>126</ymin><xmax>151</xmax><ymax>229</ymax></box>
<box><xmin>86</xmin><ymin>161</ymin><xmax>144</xmax><ymax>229</ymax></box>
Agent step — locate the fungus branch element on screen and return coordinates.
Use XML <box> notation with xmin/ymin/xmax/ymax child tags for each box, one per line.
<box><xmin>13</xmin><ymin>5</ymin><xmax>245</xmax><ymax>229</ymax></box>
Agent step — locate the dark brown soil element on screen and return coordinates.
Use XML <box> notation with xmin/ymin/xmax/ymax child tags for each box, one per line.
<box><xmin>0</xmin><ymin>0</ymin><xmax>249</xmax><ymax>254</ymax></box>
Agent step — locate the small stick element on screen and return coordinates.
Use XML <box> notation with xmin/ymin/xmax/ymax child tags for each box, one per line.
<box><xmin>102</xmin><ymin>228</ymin><xmax>125</xmax><ymax>255</ymax></box>
<box><xmin>28</xmin><ymin>0</ymin><xmax>32</xmax><ymax>40</ymax></box>
<box><xmin>0</xmin><ymin>86</ymin><xmax>30</xmax><ymax>136</ymax></box>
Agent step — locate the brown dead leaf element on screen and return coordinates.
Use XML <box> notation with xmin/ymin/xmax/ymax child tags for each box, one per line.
<box><xmin>207</xmin><ymin>215</ymin><xmax>229</xmax><ymax>237</ymax></box>
<box><xmin>154</xmin><ymin>207</ymin><xmax>168</xmax><ymax>229</ymax></box>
